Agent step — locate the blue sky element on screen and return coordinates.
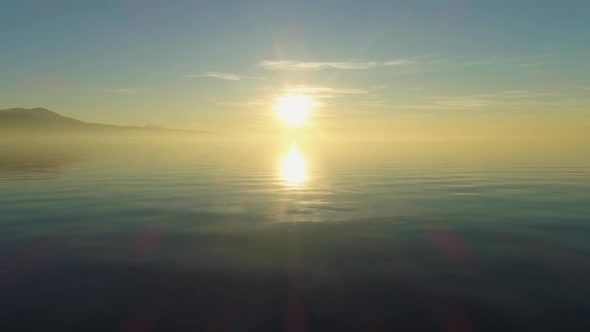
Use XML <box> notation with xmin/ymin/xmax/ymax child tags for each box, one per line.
<box><xmin>1</xmin><ymin>0</ymin><xmax>589</xmax><ymax>131</ymax></box>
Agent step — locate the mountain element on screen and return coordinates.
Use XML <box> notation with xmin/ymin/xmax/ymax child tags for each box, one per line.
<box><xmin>0</xmin><ymin>108</ymin><xmax>85</xmax><ymax>127</ymax></box>
<box><xmin>0</xmin><ymin>108</ymin><xmax>205</xmax><ymax>135</ymax></box>
<box><xmin>144</xmin><ymin>123</ymin><xmax>166</xmax><ymax>130</ymax></box>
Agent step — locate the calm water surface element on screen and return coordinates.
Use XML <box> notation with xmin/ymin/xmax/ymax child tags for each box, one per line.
<box><xmin>2</xmin><ymin>139</ymin><xmax>589</xmax><ymax>225</ymax></box>
<box><xmin>0</xmin><ymin>138</ymin><xmax>589</xmax><ymax>331</ymax></box>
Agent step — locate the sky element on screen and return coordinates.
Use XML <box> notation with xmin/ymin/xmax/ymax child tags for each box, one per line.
<box><xmin>1</xmin><ymin>0</ymin><xmax>589</xmax><ymax>135</ymax></box>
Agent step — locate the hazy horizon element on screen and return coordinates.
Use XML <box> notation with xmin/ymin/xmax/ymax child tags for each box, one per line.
<box><xmin>2</xmin><ymin>107</ymin><xmax>590</xmax><ymax>142</ymax></box>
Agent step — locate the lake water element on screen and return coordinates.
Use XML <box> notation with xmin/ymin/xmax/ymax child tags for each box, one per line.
<box><xmin>1</xmin><ymin>138</ymin><xmax>589</xmax><ymax>331</ymax></box>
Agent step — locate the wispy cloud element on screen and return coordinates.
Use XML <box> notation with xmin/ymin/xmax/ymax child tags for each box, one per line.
<box><xmin>186</xmin><ymin>72</ymin><xmax>264</xmax><ymax>81</ymax></box>
<box><xmin>219</xmin><ymin>85</ymin><xmax>369</xmax><ymax>108</ymax></box>
<box><xmin>391</xmin><ymin>99</ymin><xmax>492</xmax><ymax>111</ymax></box>
<box><xmin>383</xmin><ymin>59</ymin><xmax>417</xmax><ymax>66</ymax></box>
<box><xmin>284</xmin><ymin>85</ymin><xmax>369</xmax><ymax>96</ymax></box>
<box><xmin>395</xmin><ymin>90</ymin><xmax>562</xmax><ymax>111</ymax></box>
<box><xmin>259</xmin><ymin>54</ymin><xmax>554</xmax><ymax>72</ymax></box>
<box><xmin>259</xmin><ymin>58</ymin><xmax>422</xmax><ymax>71</ymax></box>
<box><xmin>382</xmin><ymin>53</ymin><xmax>555</xmax><ymax>69</ymax></box>
<box><xmin>259</xmin><ymin>60</ymin><xmax>379</xmax><ymax>71</ymax></box>
<box><xmin>469</xmin><ymin>90</ymin><xmax>559</xmax><ymax>99</ymax></box>
<box><xmin>218</xmin><ymin>98</ymin><xmax>271</xmax><ymax>108</ymax></box>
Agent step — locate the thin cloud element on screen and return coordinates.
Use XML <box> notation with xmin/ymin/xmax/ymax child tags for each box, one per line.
<box><xmin>186</xmin><ymin>72</ymin><xmax>265</xmax><ymax>81</ymax></box>
<box><xmin>453</xmin><ymin>55</ymin><xmax>551</xmax><ymax>68</ymax></box>
<box><xmin>398</xmin><ymin>90</ymin><xmax>563</xmax><ymax>111</ymax></box>
<box><xmin>219</xmin><ymin>85</ymin><xmax>369</xmax><ymax>108</ymax></box>
<box><xmin>218</xmin><ymin>99</ymin><xmax>271</xmax><ymax>108</ymax></box>
<box><xmin>384</xmin><ymin>59</ymin><xmax>417</xmax><ymax>66</ymax></box>
<box><xmin>285</xmin><ymin>86</ymin><xmax>369</xmax><ymax>96</ymax></box>
<box><xmin>470</xmin><ymin>90</ymin><xmax>559</xmax><ymax>99</ymax></box>
<box><xmin>395</xmin><ymin>54</ymin><xmax>554</xmax><ymax>68</ymax></box>
<box><xmin>259</xmin><ymin>58</ymin><xmax>421</xmax><ymax>71</ymax></box>
<box><xmin>259</xmin><ymin>54</ymin><xmax>553</xmax><ymax>72</ymax></box>
<box><xmin>259</xmin><ymin>60</ymin><xmax>379</xmax><ymax>71</ymax></box>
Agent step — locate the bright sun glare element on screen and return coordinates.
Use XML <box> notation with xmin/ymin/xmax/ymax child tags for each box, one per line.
<box><xmin>281</xmin><ymin>141</ymin><xmax>306</xmax><ymax>184</ymax></box>
<box><xmin>274</xmin><ymin>95</ymin><xmax>312</xmax><ymax>127</ymax></box>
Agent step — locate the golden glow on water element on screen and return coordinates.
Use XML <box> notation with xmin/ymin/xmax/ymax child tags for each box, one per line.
<box><xmin>280</xmin><ymin>141</ymin><xmax>306</xmax><ymax>185</ymax></box>
<box><xmin>274</xmin><ymin>95</ymin><xmax>312</xmax><ymax>127</ymax></box>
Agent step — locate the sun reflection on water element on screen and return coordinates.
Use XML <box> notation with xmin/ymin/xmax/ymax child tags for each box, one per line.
<box><xmin>280</xmin><ymin>141</ymin><xmax>306</xmax><ymax>185</ymax></box>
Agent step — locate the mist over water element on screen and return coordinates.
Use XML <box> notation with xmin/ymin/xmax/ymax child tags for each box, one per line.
<box><xmin>1</xmin><ymin>137</ymin><xmax>589</xmax><ymax>331</ymax></box>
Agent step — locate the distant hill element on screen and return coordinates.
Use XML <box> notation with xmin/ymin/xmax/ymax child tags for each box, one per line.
<box><xmin>0</xmin><ymin>108</ymin><xmax>206</xmax><ymax>136</ymax></box>
<box><xmin>0</xmin><ymin>108</ymin><xmax>85</xmax><ymax>127</ymax></box>
<box><xmin>143</xmin><ymin>123</ymin><xmax>166</xmax><ymax>130</ymax></box>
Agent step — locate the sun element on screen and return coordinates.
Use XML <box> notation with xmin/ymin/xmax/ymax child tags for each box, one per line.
<box><xmin>274</xmin><ymin>95</ymin><xmax>312</xmax><ymax>126</ymax></box>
